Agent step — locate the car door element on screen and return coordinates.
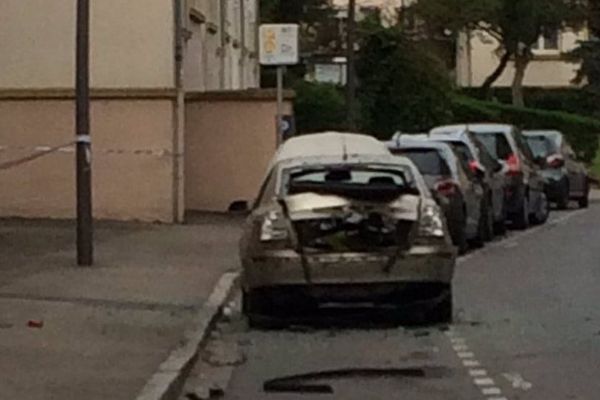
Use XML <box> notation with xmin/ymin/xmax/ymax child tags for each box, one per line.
<box><xmin>563</xmin><ymin>142</ymin><xmax>586</xmax><ymax>196</ymax></box>
<box><xmin>471</xmin><ymin>137</ymin><xmax>505</xmax><ymax>219</ymax></box>
<box><xmin>512</xmin><ymin>129</ymin><xmax>545</xmax><ymax>212</ymax></box>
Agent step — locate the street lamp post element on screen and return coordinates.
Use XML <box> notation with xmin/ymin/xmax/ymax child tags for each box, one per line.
<box><xmin>76</xmin><ymin>0</ymin><xmax>93</xmax><ymax>266</ymax></box>
<box><xmin>346</xmin><ymin>0</ymin><xmax>357</xmax><ymax>131</ymax></box>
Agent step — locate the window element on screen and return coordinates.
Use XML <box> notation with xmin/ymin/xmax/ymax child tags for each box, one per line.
<box><xmin>532</xmin><ymin>30</ymin><xmax>560</xmax><ymax>51</ymax></box>
<box><xmin>396</xmin><ymin>149</ymin><xmax>452</xmax><ymax>176</ymax></box>
<box><xmin>525</xmin><ymin>136</ymin><xmax>556</xmax><ymax>159</ymax></box>
<box><xmin>475</xmin><ymin>133</ymin><xmax>513</xmax><ymax>160</ymax></box>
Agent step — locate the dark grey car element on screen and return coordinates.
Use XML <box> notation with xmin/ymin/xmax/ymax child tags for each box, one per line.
<box><xmin>428</xmin><ymin>126</ymin><xmax>507</xmax><ymax>234</ymax></box>
<box><xmin>523</xmin><ymin>130</ymin><xmax>590</xmax><ymax>209</ymax></box>
<box><xmin>386</xmin><ymin>135</ymin><xmax>487</xmax><ymax>254</ymax></box>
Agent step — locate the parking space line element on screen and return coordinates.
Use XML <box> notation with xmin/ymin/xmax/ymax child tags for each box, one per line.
<box><xmin>447</xmin><ymin>328</ymin><xmax>508</xmax><ymax>400</ymax></box>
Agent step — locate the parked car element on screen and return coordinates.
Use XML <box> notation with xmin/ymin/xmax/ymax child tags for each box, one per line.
<box><xmin>387</xmin><ymin>135</ymin><xmax>488</xmax><ymax>254</ymax></box>
<box><xmin>427</xmin><ymin>126</ymin><xmax>508</xmax><ymax>234</ymax></box>
<box><xmin>240</xmin><ymin>132</ymin><xmax>457</xmax><ymax>326</ymax></box>
<box><xmin>445</xmin><ymin>124</ymin><xmax>549</xmax><ymax>229</ymax></box>
<box><xmin>523</xmin><ymin>130</ymin><xmax>590</xmax><ymax>209</ymax></box>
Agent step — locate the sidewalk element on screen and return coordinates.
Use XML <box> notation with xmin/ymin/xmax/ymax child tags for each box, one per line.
<box><xmin>0</xmin><ymin>215</ymin><xmax>243</xmax><ymax>400</ymax></box>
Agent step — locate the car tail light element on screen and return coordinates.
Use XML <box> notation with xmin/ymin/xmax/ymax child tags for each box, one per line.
<box><xmin>435</xmin><ymin>179</ymin><xmax>458</xmax><ymax>197</ymax></box>
<box><xmin>469</xmin><ymin>160</ymin><xmax>480</xmax><ymax>173</ymax></box>
<box><xmin>260</xmin><ymin>211</ymin><xmax>289</xmax><ymax>242</ymax></box>
<box><xmin>546</xmin><ymin>154</ymin><xmax>565</xmax><ymax>168</ymax></box>
<box><xmin>418</xmin><ymin>204</ymin><xmax>445</xmax><ymax>238</ymax></box>
<box><xmin>505</xmin><ymin>153</ymin><xmax>521</xmax><ymax>177</ymax></box>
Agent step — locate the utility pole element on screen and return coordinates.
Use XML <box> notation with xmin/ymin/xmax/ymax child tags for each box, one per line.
<box><xmin>76</xmin><ymin>0</ymin><xmax>93</xmax><ymax>266</ymax></box>
<box><xmin>346</xmin><ymin>0</ymin><xmax>357</xmax><ymax>131</ymax></box>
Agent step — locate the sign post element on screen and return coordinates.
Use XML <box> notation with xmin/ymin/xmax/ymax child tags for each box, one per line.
<box><xmin>259</xmin><ymin>24</ymin><xmax>299</xmax><ymax>144</ymax></box>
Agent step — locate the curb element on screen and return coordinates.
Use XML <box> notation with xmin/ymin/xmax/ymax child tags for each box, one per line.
<box><xmin>135</xmin><ymin>271</ymin><xmax>240</xmax><ymax>400</ymax></box>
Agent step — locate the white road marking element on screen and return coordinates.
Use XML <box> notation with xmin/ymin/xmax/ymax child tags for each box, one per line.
<box><xmin>482</xmin><ymin>387</ymin><xmax>503</xmax><ymax>395</ymax></box>
<box><xmin>474</xmin><ymin>377</ymin><xmax>495</xmax><ymax>386</ymax></box>
<box><xmin>469</xmin><ymin>369</ymin><xmax>488</xmax><ymax>377</ymax></box>
<box><xmin>502</xmin><ymin>372</ymin><xmax>533</xmax><ymax>391</ymax></box>
<box><xmin>447</xmin><ymin>331</ymin><xmax>507</xmax><ymax>400</ymax></box>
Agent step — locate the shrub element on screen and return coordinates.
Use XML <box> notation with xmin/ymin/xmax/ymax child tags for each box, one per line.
<box><xmin>450</xmin><ymin>96</ymin><xmax>600</xmax><ymax>163</ymax></box>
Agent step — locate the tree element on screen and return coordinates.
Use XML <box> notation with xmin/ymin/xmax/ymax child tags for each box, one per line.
<box><xmin>412</xmin><ymin>0</ymin><xmax>586</xmax><ymax>106</ymax></box>
<box><xmin>570</xmin><ymin>0</ymin><xmax>600</xmax><ymax>95</ymax></box>
<box><xmin>356</xmin><ymin>18</ymin><xmax>453</xmax><ymax>137</ymax></box>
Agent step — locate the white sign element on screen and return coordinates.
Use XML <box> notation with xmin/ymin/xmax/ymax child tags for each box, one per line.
<box><xmin>259</xmin><ymin>24</ymin><xmax>299</xmax><ymax>66</ymax></box>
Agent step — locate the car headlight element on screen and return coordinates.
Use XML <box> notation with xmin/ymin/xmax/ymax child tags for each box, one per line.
<box><xmin>260</xmin><ymin>211</ymin><xmax>289</xmax><ymax>242</ymax></box>
<box><xmin>419</xmin><ymin>204</ymin><xmax>445</xmax><ymax>238</ymax></box>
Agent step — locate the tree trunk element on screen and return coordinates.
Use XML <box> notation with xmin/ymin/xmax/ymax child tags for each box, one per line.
<box><xmin>481</xmin><ymin>51</ymin><xmax>512</xmax><ymax>100</ymax></box>
<box><xmin>512</xmin><ymin>54</ymin><xmax>529</xmax><ymax>107</ymax></box>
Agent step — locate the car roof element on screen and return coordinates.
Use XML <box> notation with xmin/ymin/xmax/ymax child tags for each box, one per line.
<box><xmin>386</xmin><ymin>134</ymin><xmax>454</xmax><ymax>152</ymax></box>
<box><xmin>433</xmin><ymin>123</ymin><xmax>514</xmax><ymax>135</ymax></box>
<box><xmin>275</xmin><ymin>132</ymin><xmax>390</xmax><ymax>163</ymax></box>
<box><xmin>272</xmin><ymin>132</ymin><xmax>407</xmax><ymax>170</ymax></box>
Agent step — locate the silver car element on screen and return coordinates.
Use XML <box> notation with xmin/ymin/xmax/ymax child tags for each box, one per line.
<box><xmin>240</xmin><ymin>132</ymin><xmax>457</xmax><ymax>326</ymax></box>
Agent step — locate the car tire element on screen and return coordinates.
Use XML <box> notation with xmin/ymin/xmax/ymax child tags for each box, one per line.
<box><xmin>556</xmin><ymin>180</ymin><xmax>570</xmax><ymax>210</ymax></box>
<box><xmin>470</xmin><ymin>200</ymin><xmax>487</xmax><ymax>248</ymax></box>
<box><xmin>428</xmin><ymin>286</ymin><xmax>453</xmax><ymax>324</ymax></box>
<box><xmin>531</xmin><ymin>192</ymin><xmax>549</xmax><ymax>225</ymax></box>
<box><xmin>512</xmin><ymin>194</ymin><xmax>530</xmax><ymax>230</ymax></box>
<box><xmin>578</xmin><ymin>180</ymin><xmax>590</xmax><ymax>209</ymax></box>
<box><xmin>494</xmin><ymin>200</ymin><xmax>508</xmax><ymax>236</ymax></box>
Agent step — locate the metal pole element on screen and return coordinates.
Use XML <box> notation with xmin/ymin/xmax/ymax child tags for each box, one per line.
<box><xmin>76</xmin><ymin>0</ymin><xmax>93</xmax><ymax>266</ymax></box>
<box><xmin>276</xmin><ymin>65</ymin><xmax>284</xmax><ymax>144</ymax></box>
<box><xmin>346</xmin><ymin>0</ymin><xmax>357</xmax><ymax>131</ymax></box>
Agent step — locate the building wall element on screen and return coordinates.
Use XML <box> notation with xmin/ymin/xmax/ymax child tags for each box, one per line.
<box><xmin>184</xmin><ymin>91</ymin><xmax>292</xmax><ymax>212</ymax></box>
<box><xmin>458</xmin><ymin>29</ymin><xmax>587</xmax><ymax>88</ymax></box>
<box><xmin>0</xmin><ymin>94</ymin><xmax>176</xmax><ymax>222</ymax></box>
<box><xmin>0</xmin><ymin>0</ymin><xmax>175</xmax><ymax>89</ymax></box>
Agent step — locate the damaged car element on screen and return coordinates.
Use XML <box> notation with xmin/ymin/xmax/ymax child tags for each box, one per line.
<box><xmin>240</xmin><ymin>132</ymin><xmax>457</xmax><ymax>327</ymax></box>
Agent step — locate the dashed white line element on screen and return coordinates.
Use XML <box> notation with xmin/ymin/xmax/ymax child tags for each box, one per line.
<box><xmin>447</xmin><ymin>330</ymin><xmax>508</xmax><ymax>400</ymax></box>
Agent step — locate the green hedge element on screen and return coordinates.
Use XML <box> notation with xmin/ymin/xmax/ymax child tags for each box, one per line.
<box><xmin>450</xmin><ymin>96</ymin><xmax>600</xmax><ymax>163</ymax></box>
<box><xmin>459</xmin><ymin>87</ymin><xmax>600</xmax><ymax>119</ymax></box>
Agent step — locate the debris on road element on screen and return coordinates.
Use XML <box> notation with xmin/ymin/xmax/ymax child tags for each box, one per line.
<box><xmin>26</xmin><ymin>320</ymin><xmax>44</xmax><ymax>329</ymax></box>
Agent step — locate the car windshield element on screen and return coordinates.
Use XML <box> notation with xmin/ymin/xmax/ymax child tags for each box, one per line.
<box><xmin>476</xmin><ymin>133</ymin><xmax>513</xmax><ymax>160</ymax></box>
<box><xmin>526</xmin><ymin>136</ymin><xmax>558</xmax><ymax>158</ymax></box>
<box><xmin>393</xmin><ymin>148</ymin><xmax>451</xmax><ymax>176</ymax></box>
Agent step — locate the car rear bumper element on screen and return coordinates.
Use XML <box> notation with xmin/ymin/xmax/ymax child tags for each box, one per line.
<box><xmin>242</xmin><ymin>245</ymin><xmax>457</xmax><ymax>291</ymax></box>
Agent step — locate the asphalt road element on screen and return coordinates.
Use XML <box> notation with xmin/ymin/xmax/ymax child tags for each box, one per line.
<box><xmin>183</xmin><ymin>198</ymin><xmax>600</xmax><ymax>400</ymax></box>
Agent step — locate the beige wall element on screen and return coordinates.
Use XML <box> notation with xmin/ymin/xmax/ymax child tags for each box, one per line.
<box><xmin>185</xmin><ymin>92</ymin><xmax>292</xmax><ymax>212</ymax></box>
<box><xmin>458</xmin><ymin>29</ymin><xmax>587</xmax><ymax>88</ymax></box>
<box><xmin>0</xmin><ymin>96</ymin><xmax>176</xmax><ymax>222</ymax></box>
<box><xmin>0</xmin><ymin>0</ymin><xmax>174</xmax><ymax>89</ymax></box>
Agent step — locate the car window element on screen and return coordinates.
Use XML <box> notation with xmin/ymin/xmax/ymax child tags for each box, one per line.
<box><xmin>395</xmin><ymin>148</ymin><xmax>451</xmax><ymax>176</ymax></box>
<box><xmin>476</xmin><ymin>133</ymin><xmax>512</xmax><ymax>160</ymax></box>
<box><xmin>525</xmin><ymin>136</ymin><xmax>556</xmax><ymax>159</ymax></box>
<box><xmin>512</xmin><ymin>130</ymin><xmax>535</xmax><ymax>161</ymax></box>
<box><xmin>471</xmin><ymin>137</ymin><xmax>499</xmax><ymax>170</ymax></box>
<box><xmin>448</xmin><ymin>142</ymin><xmax>473</xmax><ymax>163</ymax></box>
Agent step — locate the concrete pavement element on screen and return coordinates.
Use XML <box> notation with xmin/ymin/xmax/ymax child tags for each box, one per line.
<box><xmin>0</xmin><ymin>215</ymin><xmax>243</xmax><ymax>400</ymax></box>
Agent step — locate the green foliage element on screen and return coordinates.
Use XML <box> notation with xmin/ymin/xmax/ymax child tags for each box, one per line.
<box><xmin>356</xmin><ymin>23</ymin><xmax>453</xmax><ymax>139</ymax></box>
<box><xmin>293</xmin><ymin>81</ymin><xmax>347</xmax><ymax>134</ymax></box>
<box><xmin>450</xmin><ymin>96</ymin><xmax>600</xmax><ymax>163</ymax></box>
<box><xmin>592</xmin><ymin>144</ymin><xmax>600</xmax><ymax>178</ymax></box>
<box><xmin>459</xmin><ymin>87</ymin><xmax>600</xmax><ymax>118</ymax></box>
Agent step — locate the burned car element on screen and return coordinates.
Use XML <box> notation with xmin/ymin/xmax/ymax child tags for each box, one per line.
<box><xmin>240</xmin><ymin>133</ymin><xmax>457</xmax><ymax>326</ymax></box>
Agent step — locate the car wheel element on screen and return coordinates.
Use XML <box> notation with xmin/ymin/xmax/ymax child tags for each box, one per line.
<box><xmin>556</xmin><ymin>180</ymin><xmax>570</xmax><ymax>210</ymax></box>
<box><xmin>531</xmin><ymin>192</ymin><xmax>549</xmax><ymax>225</ymax></box>
<box><xmin>578</xmin><ymin>180</ymin><xmax>590</xmax><ymax>209</ymax></box>
<box><xmin>470</xmin><ymin>200</ymin><xmax>487</xmax><ymax>248</ymax></box>
<box><xmin>427</xmin><ymin>285</ymin><xmax>453</xmax><ymax>324</ymax></box>
<box><xmin>494</xmin><ymin>200</ymin><xmax>508</xmax><ymax>236</ymax></box>
<box><xmin>450</xmin><ymin>208</ymin><xmax>469</xmax><ymax>255</ymax></box>
<box><xmin>512</xmin><ymin>194</ymin><xmax>530</xmax><ymax>230</ymax></box>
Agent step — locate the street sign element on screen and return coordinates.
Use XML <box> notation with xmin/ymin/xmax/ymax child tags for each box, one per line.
<box><xmin>259</xmin><ymin>24</ymin><xmax>299</xmax><ymax>66</ymax></box>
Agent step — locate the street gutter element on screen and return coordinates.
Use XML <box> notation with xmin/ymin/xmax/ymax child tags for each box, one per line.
<box><xmin>135</xmin><ymin>272</ymin><xmax>240</xmax><ymax>400</ymax></box>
